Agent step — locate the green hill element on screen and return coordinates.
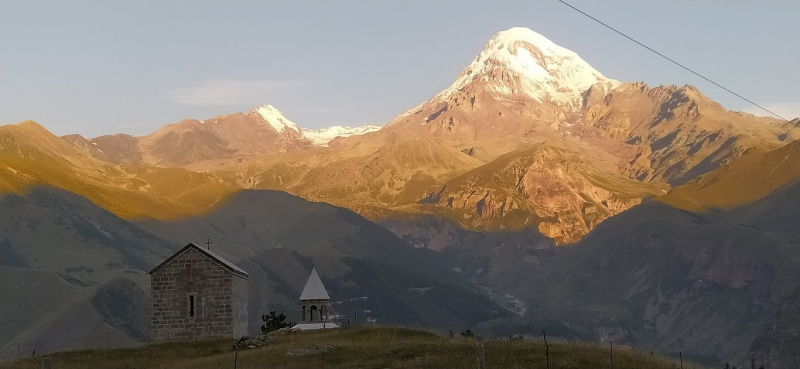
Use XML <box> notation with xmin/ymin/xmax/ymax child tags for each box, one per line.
<box><xmin>0</xmin><ymin>326</ymin><xmax>697</xmax><ymax>369</ymax></box>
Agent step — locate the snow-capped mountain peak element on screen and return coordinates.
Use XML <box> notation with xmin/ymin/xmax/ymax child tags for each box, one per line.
<box><xmin>302</xmin><ymin>124</ymin><xmax>382</xmax><ymax>146</ymax></box>
<box><xmin>253</xmin><ymin>105</ymin><xmax>300</xmax><ymax>133</ymax></box>
<box><xmin>436</xmin><ymin>27</ymin><xmax>619</xmax><ymax>109</ymax></box>
<box><xmin>249</xmin><ymin>104</ymin><xmax>380</xmax><ymax>145</ymax></box>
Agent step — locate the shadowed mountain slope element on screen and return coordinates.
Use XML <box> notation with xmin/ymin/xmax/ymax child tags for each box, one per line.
<box><xmin>500</xmin><ymin>141</ymin><xmax>800</xmax><ymax>367</ymax></box>
<box><xmin>138</xmin><ymin>190</ymin><xmax>510</xmax><ymax>331</ymax></box>
<box><xmin>0</xmin><ymin>187</ymin><xmax>175</xmax><ymax>281</ymax></box>
<box><xmin>0</xmin><ymin>268</ymin><xmax>148</xmax><ymax>360</ymax></box>
<box><xmin>517</xmin><ymin>199</ymin><xmax>800</xmax><ymax>367</ymax></box>
<box><xmin>0</xmin><ymin>186</ymin><xmax>507</xmax><ymax>357</ymax></box>
<box><xmin>0</xmin><ymin>186</ymin><xmax>178</xmax><ymax>355</ymax></box>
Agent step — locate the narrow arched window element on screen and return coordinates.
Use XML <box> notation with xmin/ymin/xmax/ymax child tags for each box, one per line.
<box><xmin>310</xmin><ymin>305</ymin><xmax>318</xmax><ymax>321</ymax></box>
<box><xmin>301</xmin><ymin>305</ymin><xmax>306</xmax><ymax>322</ymax></box>
<box><xmin>321</xmin><ymin>305</ymin><xmax>328</xmax><ymax>321</ymax></box>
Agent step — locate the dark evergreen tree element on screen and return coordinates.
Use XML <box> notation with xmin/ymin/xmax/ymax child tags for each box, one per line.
<box><xmin>260</xmin><ymin>311</ymin><xmax>291</xmax><ymax>334</ymax></box>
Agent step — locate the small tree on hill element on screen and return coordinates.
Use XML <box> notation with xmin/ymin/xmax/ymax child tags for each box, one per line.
<box><xmin>461</xmin><ymin>329</ymin><xmax>474</xmax><ymax>338</ymax></box>
<box><xmin>261</xmin><ymin>311</ymin><xmax>292</xmax><ymax>334</ymax></box>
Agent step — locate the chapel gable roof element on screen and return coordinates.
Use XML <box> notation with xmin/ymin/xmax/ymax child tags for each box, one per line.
<box><xmin>149</xmin><ymin>243</ymin><xmax>249</xmax><ymax>279</ymax></box>
<box><xmin>299</xmin><ymin>268</ymin><xmax>330</xmax><ymax>300</ymax></box>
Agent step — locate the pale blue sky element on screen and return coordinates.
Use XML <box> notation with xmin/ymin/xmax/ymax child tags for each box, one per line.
<box><xmin>1</xmin><ymin>1</ymin><xmax>798</xmax><ymax>137</ymax></box>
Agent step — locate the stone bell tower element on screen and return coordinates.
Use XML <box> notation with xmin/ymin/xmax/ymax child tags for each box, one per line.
<box><xmin>291</xmin><ymin>268</ymin><xmax>339</xmax><ymax>330</ymax></box>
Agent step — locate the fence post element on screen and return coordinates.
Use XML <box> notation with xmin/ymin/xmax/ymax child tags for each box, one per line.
<box><xmin>475</xmin><ymin>340</ymin><xmax>485</xmax><ymax>369</ymax></box>
<box><xmin>234</xmin><ymin>350</ymin><xmax>238</xmax><ymax>369</ymax></box>
<box><xmin>542</xmin><ymin>330</ymin><xmax>550</xmax><ymax>369</ymax></box>
<box><xmin>16</xmin><ymin>343</ymin><xmax>20</xmax><ymax>358</ymax></box>
<box><xmin>679</xmin><ymin>351</ymin><xmax>684</xmax><ymax>369</ymax></box>
<box><xmin>610</xmin><ymin>341</ymin><xmax>613</xmax><ymax>369</ymax></box>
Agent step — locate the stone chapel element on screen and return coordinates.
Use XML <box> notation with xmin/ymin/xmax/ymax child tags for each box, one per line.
<box><xmin>149</xmin><ymin>242</ymin><xmax>249</xmax><ymax>342</ymax></box>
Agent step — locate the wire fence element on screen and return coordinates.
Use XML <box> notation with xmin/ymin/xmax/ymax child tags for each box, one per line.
<box><xmin>0</xmin><ymin>329</ymin><xmax>763</xmax><ymax>369</ymax></box>
<box><xmin>0</xmin><ymin>334</ymin><xmax>144</xmax><ymax>363</ymax></box>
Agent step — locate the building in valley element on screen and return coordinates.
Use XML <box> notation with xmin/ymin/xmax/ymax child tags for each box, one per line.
<box><xmin>149</xmin><ymin>242</ymin><xmax>248</xmax><ymax>342</ymax></box>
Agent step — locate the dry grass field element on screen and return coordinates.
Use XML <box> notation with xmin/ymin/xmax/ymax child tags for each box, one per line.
<box><xmin>1</xmin><ymin>326</ymin><xmax>700</xmax><ymax>369</ymax></box>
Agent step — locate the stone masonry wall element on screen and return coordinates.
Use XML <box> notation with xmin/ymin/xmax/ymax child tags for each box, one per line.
<box><xmin>300</xmin><ymin>299</ymin><xmax>331</xmax><ymax>322</ymax></box>
<box><xmin>151</xmin><ymin>249</ymin><xmax>244</xmax><ymax>342</ymax></box>
<box><xmin>232</xmin><ymin>275</ymin><xmax>248</xmax><ymax>337</ymax></box>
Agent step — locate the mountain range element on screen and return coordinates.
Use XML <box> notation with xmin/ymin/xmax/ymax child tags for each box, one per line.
<box><xmin>2</xmin><ymin>27</ymin><xmax>799</xmax><ymax>367</ymax></box>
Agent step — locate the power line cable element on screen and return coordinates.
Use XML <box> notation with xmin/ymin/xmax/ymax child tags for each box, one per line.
<box><xmin>556</xmin><ymin>0</ymin><xmax>796</xmax><ymax>124</ymax></box>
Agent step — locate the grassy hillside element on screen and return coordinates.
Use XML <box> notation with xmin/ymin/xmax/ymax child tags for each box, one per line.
<box><xmin>0</xmin><ymin>326</ymin><xmax>696</xmax><ymax>369</ymax></box>
<box><xmin>0</xmin><ymin>187</ymin><xmax>176</xmax><ymax>355</ymax></box>
<box><xmin>252</xmin><ymin>137</ymin><xmax>483</xmax><ymax>208</ymax></box>
<box><xmin>658</xmin><ymin>141</ymin><xmax>800</xmax><ymax>213</ymax></box>
<box><xmin>0</xmin><ymin>268</ymin><xmax>148</xmax><ymax>360</ymax></box>
<box><xmin>0</xmin><ymin>187</ymin><xmax>176</xmax><ymax>281</ymax></box>
<box><xmin>0</xmin><ymin>121</ymin><xmax>240</xmax><ymax>221</ymax></box>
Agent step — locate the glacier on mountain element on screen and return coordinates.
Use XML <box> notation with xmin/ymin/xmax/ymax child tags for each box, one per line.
<box><xmin>251</xmin><ymin>104</ymin><xmax>380</xmax><ymax>145</ymax></box>
<box><xmin>302</xmin><ymin>125</ymin><xmax>381</xmax><ymax>146</ymax></box>
<box><xmin>435</xmin><ymin>27</ymin><xmax>619</xmax><ymax>109</ymax></box>
<box><xmin>255</xmin><ymin>105</ymin><xmax>301</xmax><ymax>133</ymax></box>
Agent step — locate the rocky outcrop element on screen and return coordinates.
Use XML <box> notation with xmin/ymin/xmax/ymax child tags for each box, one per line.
<box><xmin>425</xmin><ymin>145</ymin><xmax>662</xmax><ymax>244</ymax></box>
<box><xmin>580</xmin><ymin>83</ymin><xmax>798</xmax><ymax>184</ymax></box>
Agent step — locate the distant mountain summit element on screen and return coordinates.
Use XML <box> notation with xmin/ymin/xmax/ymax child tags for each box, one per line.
<box><xmin>387</xmin><ymin>27</ymin><xmax>618</xmax><ymax>130</ymax></box>
<box><xmin>382</xmin><ymin>26</ymin><xmax>796</xmax><ymax>181</ymax></box>
<box><xmin>60</xmin><ymin>104</ymin><xmax>382</xmax><ymax>166</ymax></box>
<box><xmin>250</xmin><ymin>104</ymin><xmax>301</xmax><ymax>133</ymax></box>
<box><xmin>248</xmin><ymin>104</ymin><xmax>381</xmax><ymax>145</ymax></box>
<box><xmin>435</xmin><ymin>27</ymin><xmax>618</xmax><ymax>109</ymax></box>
